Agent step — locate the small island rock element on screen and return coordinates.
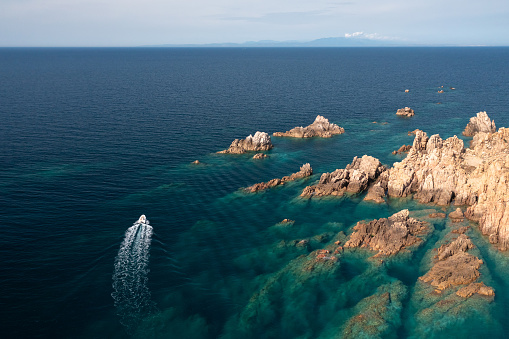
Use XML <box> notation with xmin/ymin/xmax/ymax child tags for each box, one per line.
<box><xmin>219</xmin><ymin>131</ymin><xmax>273</xmax><ymax>154</ymax></box>
<box><xmin>252</xmin><ymin>153</ymin><xmax>268</xmax><ymax>159</ymax></box>
<box><xmin>396</xmin><ymin>107</ymin><xmax>415</xmax><ymax>117</ymax></box>
<box><xmin>273</xmin><ymin>115</ymin><xmax>344</xmax><ymax>138</ymax></box>
<box><xmin>344</xmin><ymin>209</ymin><xmax>430</xmax><ymax>256</ymax></box>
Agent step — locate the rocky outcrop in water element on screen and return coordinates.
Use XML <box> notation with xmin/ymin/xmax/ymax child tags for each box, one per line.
<box><xmin>462</xmin><ymin>111</ymin><xmax>496</xmax><ymax>137</ymax></box>
<box><xmin>419</xmin><ymin>233</ymin><xmax>494</xmax><ymax>298</ymax></box>
<box><xmin>344</xmin><ymin>209</ymin><xmax>430</xmax><ymax>256</ymax></box>
<box><xmin>245</xmin><ymin>163</ymin><xmax>312</xmax><ymax>193</ymax></box>
<box><xmin>219</xmin><ymin>131</ymin><xmax>273</xmax><ymax>154</ymax></box>
<box><xmin>392</xmin><ymin>144</ymin><xmax>412</xmax><ymax>155</ymax></box>
<box><xmin>396</xmin><ymin>107</ymin><xmax>415</xmax><ymax>117</ymax></box>
<box><xmin>273</xmin><ymin>115</ymin><xmax>345</xmax><ymax>138</ymax></box>
<box><xmin>456</xmin><ymin>282</ymin><xmax>495</xmax><ymax>298</ymax></box>
<box><xmin>301</xmin><ymin>155</ymin><xmax>386</xmax><ymax>197</ymax></box>
<box><xmin>252</xmin><ymin>153</ymin><xmax>268</xmax><ymax>159</ymax></box>
<box><xmin>379</xmin><ymin>126</ymin><xmax>509</xmax><ymax>249</ymax></box>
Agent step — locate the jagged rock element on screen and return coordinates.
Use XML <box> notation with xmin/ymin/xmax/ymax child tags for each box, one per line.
<box><xmin>428</xmin><ymin>212</ymin><xmax>446</xmax><ymax>218</ymax></box>
<box><xmin>456</xmin><ymin>282</ymin><xmax>495</xmax><ymax>298</ymax></box>
<box><xmin>449</xmin><ymin>208</ymin><xmax>464</xmax><ymax>222</ymax></box>
<box><xmin>392</xmin><ymin>144</ymin><xmax>412</xmax><ymax>155</ymax></box>
<box><xmin>219</xmin><ymin>131</ymin><xmax>273</xmax><ymax>154</ymax></box>
<box><xmin>396</xmin><ymin>107</ymin><xmax>415</xmax><ymax>117</ymax></box>
<box><xmin>435</xmin><ymin>234</ymin><xmax>474</xmax><ymax>261</ymax></box>
<box><xmin>381</xmin><ymin>126</ymin><xmax>509</xmax><ymax>249</ymax></box>
<box><xmin>462</xmin><ymin>111</ymin><xmax>496</xmax><ymax>137</ymax></box>
<box><xmin>301</xmin><ymin>155</ymin><xmax>386</xmax><ymax>197</ymax></box>
<box><xmin>419</xmin><ymin>234</ymin><xmax>491</xmax><ymax>292</ymax></box>
<box><xmin>252</xmin><ymin>153</ymin><xmax>268</xmax><ymax>159</ymax></box>
<box><xmin>344</xmin><ymin>210</ymin><xmax>429</xmax><ymax>256</ymax></box>
<box><xmin>408</xmin><ymin>129</ymin><xmax>420</xmax><ymax>135</ymax></box>
<box><xmin>273</xmin><ymin>115</ymin><xmax>345</xmax><ymax>138</ymax></box>
<box><xmin>246</xmin><ymin>163</ymin><xmax>312</xmax><ymax>192</ymax></box>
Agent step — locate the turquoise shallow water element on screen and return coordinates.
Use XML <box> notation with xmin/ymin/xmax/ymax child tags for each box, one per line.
<box><xmin>1</xmin><ymin>47</ymin><xmax>509</xmax><ymax>338</ymax></box>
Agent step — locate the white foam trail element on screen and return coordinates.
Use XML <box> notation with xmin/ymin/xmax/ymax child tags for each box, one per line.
<box><xmin>112</xmin><ymin>218</ymin><xmax>156</xmax><ymax>334</ymax></box>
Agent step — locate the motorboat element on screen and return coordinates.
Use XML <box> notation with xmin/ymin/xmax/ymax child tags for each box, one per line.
<box><xmin>137</xmin><ymin>214</ymin><xmax>148</xmax><ymax>224</ymax></box>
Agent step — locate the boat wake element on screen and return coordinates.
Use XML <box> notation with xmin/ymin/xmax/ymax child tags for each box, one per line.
<box><xmin>112</xmin><ymin>215</ymin><xmax>156</xmax><ymax>334</ymax></box>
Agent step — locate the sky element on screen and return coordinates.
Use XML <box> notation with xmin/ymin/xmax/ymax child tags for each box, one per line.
<box><xmin>1</xmin><ymin>0</ymin><xmax>508</xmax><ymax>46</ymax></box>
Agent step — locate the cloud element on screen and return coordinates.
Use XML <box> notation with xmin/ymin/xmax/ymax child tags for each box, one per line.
<box><xmin>344</xmin><ymin>31</ymin><xmax>400</xmax><ymax>40</ymax></box>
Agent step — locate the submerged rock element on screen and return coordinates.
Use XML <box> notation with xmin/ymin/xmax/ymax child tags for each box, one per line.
<box><xmin>462</xmin><ymin>111</ymin><xmax>496</xmax><ymax>137</ymax></box>
<box><xmin>396</xmin><ymin>107</ymin><xmax>415</xmax><ymax>117</ymax></box>
<box><xmin>219</xmin><ymin>131</ymin><xmax>273</xmax><ymax>154</ymax></box>
<box><xmin>301</xmin><ymin>155</ymin><xmax>386</xmax><ymax>198</ymax></box>
<box><xmin>428</xmin><ymin>212</ymin><xmax>446</xmax><ymax>218</ymax></box>
<box><xmin>341</xmin><ymin>282</ymin><xmax>407</xmax><ymax>339</ymax></box>
<box><xmin>245</xmin><ymin>163</ymin><xmax>312</xmax><ymax>192</ymax></box>
<box><xmin>273</xmin><ymin>115</ymin><xmax>345</xmax><ymax>138</ymax></box>
<box><xmin>344</xmin><ymin>209</ymin><xmax>430</xmax><ymax>256</ymax></box>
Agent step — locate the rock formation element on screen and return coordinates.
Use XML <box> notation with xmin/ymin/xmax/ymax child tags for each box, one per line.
<box><xmin>252</xmin><ymin>153</ymin><xmax>268</xmax><ymax>159</ymax></box>
<box><xmin>301</xmin><ymin>155</ymin><xmax>386</xmax><ymax>197</ymax></box>
<box><xmin>273</xmin><ymin>115</ymin><xmax>344</xmax><ymax>138</ymax></box>
<box><xmin>462</xmin><ymin>111</ymin><xmax>496</xmax><ymax>137</ymax></box>
<box><xmin>456</xmin><ymin>282</ymin><xmax>495</xmax><ymax>298</ymax></box>
<box><xmin>245</xmin><ymin>163</ymin><xmax>312</xmax><ymax>193</ymax></box>
<box><xmin>377</xmin><ymin>127</ymin><xmax>509</xmax><ymax>249</ymax></box>
<box><xmin>392</xmin><ymin>144</ymin><xmax>412</xmax><ymax>155</ymax></box>
<box><xmin>396</xmin><ymin>107</ymin><xmax>415</xmax><ymax>117</ymax></box>
<box><xmin>419</xmin><ymin>234</ymin><xmax>494</xmax><ymax>298</ymax></box>
<box><xmin>448</xmin><ymin>208</ymin><xmax>464</xmax><ymax>222</ymax></box>
<box><xmin>219</xmin><ymin>131</ymin><xmax>273</xmax><ymax>154</ymax></box>
<box><xmin>344</xmin><ymin>209</ymin><xmax>430</xmax><ymax>256</ymax></box>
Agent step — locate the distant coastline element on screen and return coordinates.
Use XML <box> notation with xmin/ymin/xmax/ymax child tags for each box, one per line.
<box><xmin>140</xmin><ymin>37</ymin><xmax>494</xmax><ymax>48</ymax></box>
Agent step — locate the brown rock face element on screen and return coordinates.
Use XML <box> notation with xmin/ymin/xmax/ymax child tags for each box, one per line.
<box><xmin>339</xmin><ymin>123</ymin><xmax>509</xmax><ymax>249</ymax></box>
<box><xmin>396</xmin><ymin>107</ymin><xmax>415</xmax><ymax>117</ymax></box>
<box><xmin>301</xmin><ymin>155</ymin><xmax>386</xmax><ymax>197</ymax></box>
<box><xmin>246</xmin><ymin>163</ymin><xmax>312</xmax><ymax>192</ymax></box>
<box><xmin>419</xmin><ymin>234</ymin><xmax>493</xmax><ymax>296</ymax></box>
<box><xmin>344</xmin><ymin>209</ymin><xmax>429</xmax><ymax>256</ymax></box>
<box><xmin>392</xmin><ymin>144</ymin><xmax>412</xmax><ymax>155</ymax></box>
<box><xmin>219</xmin><ymin>131</ymin><xmax>273</xmax><ymax>154</ymax></box>
<box><xmin>462</xmin><ymin>111</ymin><xmax>496</xmax><ymax>137</ymax></box>
<box><xmin>252</xmin><ymin>153</ymin><xmax>268</xmax><ymax>159</ymax></box>
<box><xmin>273</xmin><ymin>115</ymin><xmax>345</xmax><ymax>138</ymax></box>
<box><xmin>456</xmin><ymin>282</ymin><xmax>495</xmax><ymax>298</ymax></box>
<box><xmin>448</xmin><ymin>208</ymin><xmax>464</xmax><ymax>222</ymax></box>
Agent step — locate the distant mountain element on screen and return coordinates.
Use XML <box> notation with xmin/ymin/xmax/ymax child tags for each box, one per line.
<box><xmin>144</xmin><ymin>37</ymin><xmax>416</xmax><ymax>48</ymax></box>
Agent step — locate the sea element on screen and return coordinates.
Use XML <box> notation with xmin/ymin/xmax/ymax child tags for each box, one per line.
<box><xmin>1</xmin><ymin>47</ymin><xmax>509</xmax><ymax>339</ymax></box>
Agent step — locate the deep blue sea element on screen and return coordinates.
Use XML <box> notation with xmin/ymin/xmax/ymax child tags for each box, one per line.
<box><xmin>1</xmin><ymin>47</ymin><xmax>509</xmax><ymax>338</ymax></box>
